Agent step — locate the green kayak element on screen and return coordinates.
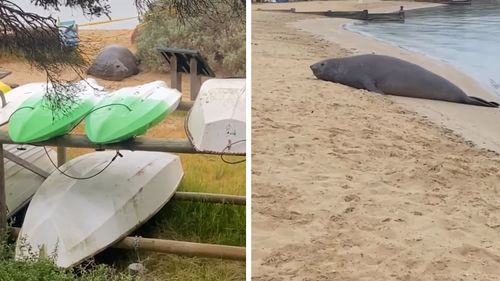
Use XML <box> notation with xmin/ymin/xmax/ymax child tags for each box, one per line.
<box><xmin>85</xmin><ymin>81</ymin><xmax>181</xmax><ymax>144</ymax></box>
<box><xmin>8</xmin><ymin>80</ymin><xmax>103</xmax><ymax>143</ymax></box>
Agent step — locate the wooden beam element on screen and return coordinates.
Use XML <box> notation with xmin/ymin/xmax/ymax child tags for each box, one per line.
<box><xmin>114</xmin><ymin>237</ymin><xmax>245</xmax><ymax>261</ymax></box>
<box><xmin>0</xmin><ymin>145</ymin><xmax>5</xmax><ymax>234</ymax></box>
<box><xmin>3</xmin><ymin>150</ymin><xmax>51</xmax><ymax>178</ymax></box>
<box><xmin>189</xmin><ymin>57</ymin><xmax>201</xmax><ymax>101</ymax></box>
<box><xmin>174</xmin><ymin>192</ymin><xmax>245</xmax><ymax>205</ymax></box>
<box><xmin>0</xmin><ymin>132</ymin><xmax>195</xmax><ymax>153</ymax></box>
<box><xmin>0</xmin><ymin>131</ymin><xmax>245</xmax><ymax>156</ymax></box>
<box><xmin>10</xmin><ymin>227</ymin><xmax>245</xmax><ymax>261</ymax></box>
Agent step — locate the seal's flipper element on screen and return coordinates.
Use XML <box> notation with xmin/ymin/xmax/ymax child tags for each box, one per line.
<box><xmin>466</xmin><ymin>96</ymin><xmax>499</xmax><ymax>108</ymax></box>
<box><xmin>361</xmin><ymin>78</ymin><xmax>383</xmax><ymax>94</ymax></box>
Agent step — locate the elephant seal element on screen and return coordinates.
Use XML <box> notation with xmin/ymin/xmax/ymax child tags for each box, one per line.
<box><xmin>87</xmin><ymin>44</ymin><xmax>139</xmax><ymax>81</ymax></box>
<box><xmin>310</xmin><ymin>54</ymin><xmax>499</xmax><ymax>108</ymax></box>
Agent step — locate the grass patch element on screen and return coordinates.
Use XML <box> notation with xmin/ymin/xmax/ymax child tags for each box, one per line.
<box><xmin>0</xmin><ymin>261</ymin><xmax>133</xmax><ymax>281</ymax></box>
<box><xmin>0</xmin><ymin>231</ymin><xmax>133</xmax><ymax>281</ymax></box>
<box><xmin>141</xmin><ymin>255</ymin><xmax>245</xmax><ymax>281</ymax></box>
<box><xmin>143</xmin><ymin>201</ymin><xmax>245</xmax><ymax>246</ymax></box>
<box><xmin>179</xmin><ymin>154</ymin><xmax>245</xmax><ymax>196</ymax></box>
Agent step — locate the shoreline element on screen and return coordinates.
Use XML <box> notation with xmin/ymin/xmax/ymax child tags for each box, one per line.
<box><xmin>283</xmin><ymin>2</ymin><xmax>500</xmax><ymax>153</ymax></box>
<box><xmin>344</xmin><ymin>15</ymin><xmax>500</xmax><ymax>98</ymax></box>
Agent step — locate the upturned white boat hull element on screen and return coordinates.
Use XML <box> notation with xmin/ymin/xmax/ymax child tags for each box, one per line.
<box><xmin>15</xmin><ymin>150</ymin><xmax>183</xmax><ymax>268</ymax></box>
<box><xmin>187</xmin><ymin>79</ymin><xmax>246</xmax><ymax>154</ymax></box>
<box><xmin>4</xmin><ymin>145</ymin><xmax>56</xmax><ymax>216</ymax></box>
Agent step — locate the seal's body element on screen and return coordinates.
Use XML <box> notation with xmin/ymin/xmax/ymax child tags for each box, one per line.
<box><xmin>87</xmin><ymin>44</ymin><xmax>139</xmax><ymax>81</ymax></box>
<box><xmin>310</xmin><ymin>54</ymin><xmax>499</xmax><ymax>107</ymax></box>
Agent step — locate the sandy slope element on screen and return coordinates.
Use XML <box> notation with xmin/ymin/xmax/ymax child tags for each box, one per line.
<box><xmin>252</xmin><ymin>2</ymin><xmax>500</xmax><ymax>280</ymax></box>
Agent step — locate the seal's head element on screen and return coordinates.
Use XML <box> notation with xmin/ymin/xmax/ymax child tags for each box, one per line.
<box><xmin>89</xmin><ymin>58</ymin><xmax>130</xmax><ymax>81</ymax></box>
<box><xmin>310</xmin><ymin>58</ymin><xmax>342</xmax><ymax>82</ymax></box>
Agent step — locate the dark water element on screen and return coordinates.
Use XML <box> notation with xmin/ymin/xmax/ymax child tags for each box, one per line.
<box><xmin>14</xmin><ymin>0</ymin><xmax>139</xmax><ymax>29</ymax></box>
<box><xmin>347</xmin><ymin>1</ymin><xmax>500</xmax><ymax>96</ymax></box>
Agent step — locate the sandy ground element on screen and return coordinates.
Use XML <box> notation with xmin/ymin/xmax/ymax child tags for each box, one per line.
<box><xmin>0</xmin><ymin>29</ymin><xmax>197</xmax><ymax>94</ymax></box>
<box><xmin>252</xmin><ymin>1</ymin><xmax>500</xmax><ymax>280</ymax></box>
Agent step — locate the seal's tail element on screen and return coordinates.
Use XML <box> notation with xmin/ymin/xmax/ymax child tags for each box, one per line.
<box><xmin>466</xmin><ymin>96</ymin><xmax>499</xmax><ymax>108</ymax></box>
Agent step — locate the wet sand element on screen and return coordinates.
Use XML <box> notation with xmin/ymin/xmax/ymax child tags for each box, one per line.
<box><xmin>252</xmin><ymin>1</ymin><xmax>500</xmax><ymax>280</ymax></box>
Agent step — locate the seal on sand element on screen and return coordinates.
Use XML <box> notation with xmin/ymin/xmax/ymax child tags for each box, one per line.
<box><xmin>87</xmin><ymin>44</ymin><xmax>139</xmax><ymax>81</ymax></box>
<box><xmin>310</xmin><ymin>54</ymin><xmax>499</xmax><ymax>108</ymax></box>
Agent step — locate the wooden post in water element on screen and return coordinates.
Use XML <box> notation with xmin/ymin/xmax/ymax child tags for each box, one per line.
<box><xmin>190</xmin><ymin>57</ymin><xmax>201</xmax><ymax>101</ymax></box>
<box><xmin>362</xmin><ymin>9</ymin><xmax>369</xmax><ymax>20</ymax></box>
<box><xmin>0</xmin><ymin>145</ymin><xmax>6</xmax><ymax>235</ymax></box>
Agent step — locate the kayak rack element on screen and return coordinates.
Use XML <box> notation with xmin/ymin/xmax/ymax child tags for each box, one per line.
<box><xmin>0</xmin><ymin>93</ymin><xmax>246</xmax><ymax>261</ymax></box>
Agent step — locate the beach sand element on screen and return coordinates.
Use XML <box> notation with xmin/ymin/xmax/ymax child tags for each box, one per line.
<box><xmin>252</xmin><ymin>1</ymin><xmax>500</xmax><ymax>280</ymax></box>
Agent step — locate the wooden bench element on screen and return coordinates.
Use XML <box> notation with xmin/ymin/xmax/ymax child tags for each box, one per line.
<box><xmin>158</xmin><ymin>48</ymin><xmax>216</xmax><ymax>101</ymax></box>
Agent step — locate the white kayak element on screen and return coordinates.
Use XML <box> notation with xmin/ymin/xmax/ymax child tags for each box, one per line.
<box><xmin>4</xmin><ymin>145</ymin><xmax>56</xmax><ymax>216</ymax></box>
<box><xmin>15</xmin><ymin>150</ymin><xmax>183</xmax><ymax>268</ymax></box>
<box><xmin>186</xmin><ymin>79</ymin><xmax>246</xmax><ymax>154</ymax></box>
<box><xmin>0</xmin><ymin>82</ymin><xmax>46</xmax><ymax>126</ymax></box>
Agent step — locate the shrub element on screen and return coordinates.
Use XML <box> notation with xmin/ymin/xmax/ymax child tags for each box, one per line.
<box><xmin>136</xmin><ymin>0</ymin><xmax>245</xmax><ymax>76</ymax></box>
